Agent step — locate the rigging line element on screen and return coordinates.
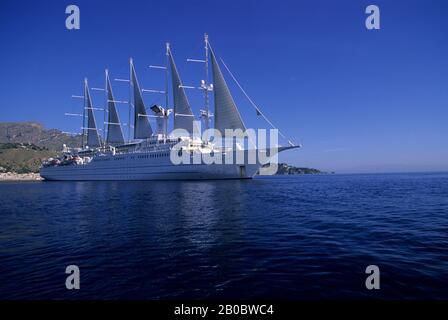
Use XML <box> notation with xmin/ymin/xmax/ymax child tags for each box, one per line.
<box><xmin>220</xmin><ymin>58</ymin><xmax>294</xmax><ymax>144</ymax></box>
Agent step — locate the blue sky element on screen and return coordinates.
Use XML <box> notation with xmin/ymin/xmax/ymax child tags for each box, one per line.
<box><xmin>0</xmin><ymin>0</ymin><xmax>447</xmax><ymax>173</ymax></box>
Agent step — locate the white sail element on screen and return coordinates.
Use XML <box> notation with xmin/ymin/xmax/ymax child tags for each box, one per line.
<box><xmin>209</xmin><ymin>46</ymin><xmax>246</xmax><ymax>135</ymax></box>
<box><xmin>106</xmin><ymin>71</ymin><xmax>125</xmax><ymax>144</ymax></box>
<box><xmin>169</xmin><ymin>48</ymin><xmax>195</xmax><ymax>135</ymax></box>
<box><xmin>84</xmin><ymin>80</ymin><xmax>101</xmax><ymax>147</ymax></box>
<box><xmin>131</xmin><ymin>60</ymin><xmax>153</xmax><ymax>139</ymax></box>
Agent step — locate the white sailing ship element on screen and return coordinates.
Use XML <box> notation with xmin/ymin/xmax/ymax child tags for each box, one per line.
<box><xmin>40</xmin><ymin>35</ymin><xmax>300</xmax><ymax>181</ymax></box>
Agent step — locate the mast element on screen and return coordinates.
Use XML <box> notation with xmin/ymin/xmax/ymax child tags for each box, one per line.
<box><xmin>82</xmin><ymin>78</ymin><xmax>87</xmax><ymax>149</ymax></box>
<box><xmin>147</xmin><ymin>48</ymin><xmax>172</xmax><ymax>140</ymax></box>
<box><xmin>104</xmin><ymin>69</ymin><xmax>108</xmax><ymax>146</ymax></box>
<box><xmin>128</xmin><ymin>58</ymin><xmax>132</xmax><ymax>142</ymax></box>
<box><xmin>165</xmin><ymin>43</ymin><xmax>169</xmax><ymax>113</ymax></box>
<box><xmin>165</xmin><ymin>42</ymin><xmax>170</xmax><ymax>138</ymax></box>
<box><xmin>204</xmin><ymin>33</ymin><xmax>209</xmax><ymax>131</ymax></box>
<box><xmin>186</xmin><ymin>34</ymin><xmax>213</xmax><ymax>136</ymax></box>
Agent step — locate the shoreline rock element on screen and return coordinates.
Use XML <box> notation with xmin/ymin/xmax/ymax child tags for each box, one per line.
<box><xmin>0</xmin><ymin>172</ymin><xmax>43</xmax><ymax>181</ymax></box>
<box><xmin>260</xmin><ymin>163</ymin><xmax>327</xmax><ymax>175</ymax></box>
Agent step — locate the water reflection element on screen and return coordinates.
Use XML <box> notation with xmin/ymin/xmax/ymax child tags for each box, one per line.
<box><xmin>1</xmin><ymin>174</ymin><xmax>448</xmax><ymax>299</ymax></box>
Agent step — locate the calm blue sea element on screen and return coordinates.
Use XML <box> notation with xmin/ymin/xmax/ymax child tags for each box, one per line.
<box><xmin>0</xmin><ymin>173</ymin><xmax>447</xmax><ymax>300</ymax></box>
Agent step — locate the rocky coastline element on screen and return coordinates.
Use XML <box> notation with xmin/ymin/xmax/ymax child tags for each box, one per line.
<box><xmin>0</xmin><ymin>172</ymin><xmax>43</xmax><ymax>181</ymax></box>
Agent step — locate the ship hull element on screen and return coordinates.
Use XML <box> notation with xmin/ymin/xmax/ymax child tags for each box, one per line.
<box><xmin>40</xmin><ymin>146</ymin><xmax>298</xmax><ymax>181</ymax></box>
<box><xmin>40</xmin><ymin>155</ymin><xmax>261</xmax><ymax>181</ymax></box>
<box><xmin>40</xmin><ymin>165</ymin><xmax>259</xmax><ymax>181</ymax></box>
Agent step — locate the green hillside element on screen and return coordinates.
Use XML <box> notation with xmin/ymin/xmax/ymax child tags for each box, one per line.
<box><xmin>0</xmin><ymin>143</ymin><xmax>56</xmax><ymax>173</ymax></box>
<box><xmin>0</xmin><ymin>122</ymin><xmax>83</xmax><ymax>173</ymax></box>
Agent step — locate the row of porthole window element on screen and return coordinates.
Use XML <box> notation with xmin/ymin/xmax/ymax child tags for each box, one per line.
<box><xmin>137</xmin><ymin>153</ymin><xmax>170</xmax><ymax>159</ymax></box>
